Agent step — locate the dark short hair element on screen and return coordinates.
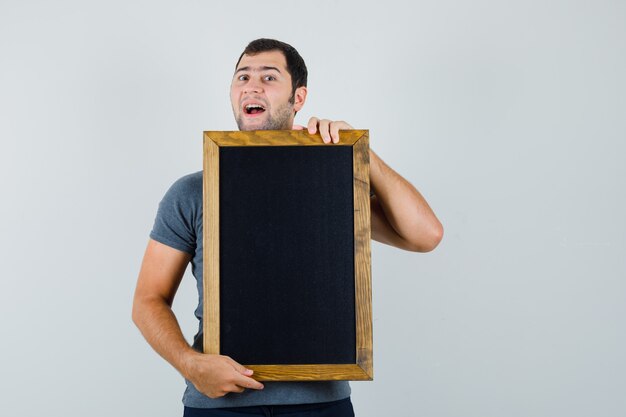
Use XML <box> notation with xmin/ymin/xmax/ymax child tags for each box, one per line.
<box><xmin>235</xmin><ymin>38</ymin><xmax>308</xmax><ymax>99</ymax></box>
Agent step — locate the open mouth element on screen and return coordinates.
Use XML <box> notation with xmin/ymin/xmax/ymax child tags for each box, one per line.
<box><xmin>244</xmin><ymin>104</ymin><xmax>266</xmax><ymax>115</ymax></box>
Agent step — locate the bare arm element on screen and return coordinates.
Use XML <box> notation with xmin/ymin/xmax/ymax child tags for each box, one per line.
<box><xmin>132</xmin><ymin>239</ymin><xmax>264</xmax><ymax>398</ymax></box>
<box><xmin>297</xmin><ymin>117</ymin><xmax>443</xmax><ymax>252</ymax></box>
<box><xmin>369</xmin><ymin>149</ymin><xmax>443</xmax><ymax>252</ymax></box>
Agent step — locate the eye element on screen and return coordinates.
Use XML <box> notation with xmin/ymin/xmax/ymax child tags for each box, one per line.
<box><xmin>264</xmin><ymin>75</ymin><xmax>276</xmax><ymax>81</ymax></box>
<box><xmin>237</xmin><ymin>74</ymin><xmax>249</xmax><ymax>81</ymax></box>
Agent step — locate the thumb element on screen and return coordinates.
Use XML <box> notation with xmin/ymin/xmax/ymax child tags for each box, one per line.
<box><xmin>292</xmin><ymin>124</ymin><xmax>305</xmax><ymax>130</ymax></box>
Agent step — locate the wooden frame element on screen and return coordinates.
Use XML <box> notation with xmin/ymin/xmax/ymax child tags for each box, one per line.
<box><xmin>202</xmin><ymin>130</ymin><xmax>372</xmax><ymax>381</ymax></box>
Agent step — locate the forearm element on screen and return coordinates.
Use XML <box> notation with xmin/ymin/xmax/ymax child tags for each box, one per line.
<box><xmin>369</xmin><ymin>149</ymin><xmax>443</xmax><ymax>251</ymax></box>
<box><xmin>132</xmin><ymin>296</ymin><xmax>198</xmax><ymax>379</ymax></box>
<box><xmin>132</xmin><ymin>295</ymin><xmax>264</xmax><ymax>399</ymax></box>
<box><xmin>300</xmin><ymin>117</ymin><xmax>443</xmax><ymax>251</ymax></box>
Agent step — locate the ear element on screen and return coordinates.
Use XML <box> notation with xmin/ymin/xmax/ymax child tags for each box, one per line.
<box><xmin>293</xmin><ymin>86</ymin><xmax>307</xmax><ymax>112</ymax></box>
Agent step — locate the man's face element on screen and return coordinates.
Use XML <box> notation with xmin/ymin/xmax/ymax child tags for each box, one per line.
<box><xmin>230</xmin><ymin>50</ymin><xmax>306</xmax><ymax>131</ymax></box>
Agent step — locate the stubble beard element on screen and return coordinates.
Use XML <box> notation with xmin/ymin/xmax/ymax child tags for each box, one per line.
<box><xmin>236</xmin><ymin>101</ymin><xmax>295</xmax><ymax>131</ymax></box>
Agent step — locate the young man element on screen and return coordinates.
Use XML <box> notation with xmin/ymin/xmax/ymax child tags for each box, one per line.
<box><xmin>132</xmin><ymin>39</ymin><xmax>443</xmax><ymax>417</ymax></box>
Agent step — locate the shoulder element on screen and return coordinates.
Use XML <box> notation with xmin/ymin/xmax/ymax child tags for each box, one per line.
<box><xmin>150</xmin><ymin>171</ymin><xmax>203</xmax><ymax>254</ymax></box>
<box><xmin>159</xmin><ymin>171</ymin><xmax>203</xmax><ymax>208</ymax></box>
<box><xmin>156</xmin><ymin>170</ymin><xmax>203</xmax><ymax>221</ymax></box>
<box><xmin>167</xmin><ymin>171</ymin><xmax>203</xmax><ymax>197</ymax></box>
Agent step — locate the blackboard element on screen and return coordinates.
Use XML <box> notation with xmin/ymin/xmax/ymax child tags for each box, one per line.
<box><xmin>203</xmin><ymin>130</ymin><xmax>372</xmax><ymax>381</ymax></box>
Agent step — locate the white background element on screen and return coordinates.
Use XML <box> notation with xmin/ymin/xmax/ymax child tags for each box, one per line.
<box><xmin>1</xmin><ymin>1</ymin><xmax>625</xmax><ymax>416</ymax></box>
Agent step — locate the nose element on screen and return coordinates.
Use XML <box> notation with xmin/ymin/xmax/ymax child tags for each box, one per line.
<box><xmin>244</xmin><ymin>78</ymin><xmax>263</xmax><ymax>94</ymax></box>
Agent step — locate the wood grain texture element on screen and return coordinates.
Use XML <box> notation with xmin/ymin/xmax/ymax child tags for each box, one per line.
<box><xmin>203</xmin><ymin>137</ymin><xmax>220</xmax><ymax>355</ymax></box>
<box><xmin>202</xmin><ymin>129</ymin><xmax>373</xmax><ymax>381</ymax></box>
<box><xmin>353</xmin><ymin>132</ymin><xmax>373</xmax><ymax>379</ymax></box>
<box><xmin>245</xmin><ymin>364</ymin><xmax>372</xmax><ymax>381</ymax></box>
<box><xmin>204</xmin><ymin>130</ymin><xmax>366</xmax><ymax>147</ymax></box>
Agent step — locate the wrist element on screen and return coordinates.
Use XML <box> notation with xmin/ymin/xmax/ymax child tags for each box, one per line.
<box><xmin>177</xmin><ymin>348</ymin><xmax>202</xmax><ymax>380</ymax></box>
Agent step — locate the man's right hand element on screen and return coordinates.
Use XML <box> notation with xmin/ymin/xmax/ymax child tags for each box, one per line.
<box><xmin>133</xmin><ymin>240</ymin><xmax>265</xmax><ymax>400</ymax></box>
<box><xmin>182</xmin><ymin>352</ymin><xmax>264</xmax><ymax>399</ymax></box>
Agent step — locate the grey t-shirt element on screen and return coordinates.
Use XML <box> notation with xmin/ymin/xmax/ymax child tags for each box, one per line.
<box><xmin>149</xmin><ymin>171</ymin><xmax>351</xmax><ymax>408</ymax></box>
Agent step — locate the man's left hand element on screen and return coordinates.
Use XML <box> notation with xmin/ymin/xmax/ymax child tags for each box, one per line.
<box><xmin>293</xmin><ymin>117</ymin><xmax>353</xmax><ymax>144</ymax></box>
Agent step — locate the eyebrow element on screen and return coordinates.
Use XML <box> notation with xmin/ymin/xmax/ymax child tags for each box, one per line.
<box><xmin>234</xmin><ymin>66</ymin><xmax>282</xmax><ymax>75</ymax></box>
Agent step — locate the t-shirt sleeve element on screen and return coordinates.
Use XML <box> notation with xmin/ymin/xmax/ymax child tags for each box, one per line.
<box><xmin>149</xmin><ymin>174</ymin><xmax>201</xmax><ymax>255</ymax></box>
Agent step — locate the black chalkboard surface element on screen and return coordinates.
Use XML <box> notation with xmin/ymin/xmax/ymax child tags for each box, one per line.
<box><xmin>220</xmin><ymin>145</ymin><xmax>356</xmax><ymax>365</ymax></box>
<box><xmin>203</xmin><ymin>130</ymin><xmax>373</xmax><ymax>381</ymax></box>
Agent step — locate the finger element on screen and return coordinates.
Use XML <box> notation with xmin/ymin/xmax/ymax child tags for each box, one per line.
<box><xmin>330</xmin><ymin>121</ymin><xmax>343</xmax><ymax>144</ymax></box>
<box><xmin>307</xmin><ymin>117</ymin><xmax>320</xmax><ymax>134</ymax></box>
<box><xmin>235</xmin><ymin>374</ymin><xmax>264</xmax><ymax>390</ymax></box>
<box><xmin>319</xmin><ymin>119</ymin><xmax>331</xmax><ymax>143</ymax></box>
<box><xmin>230</xmin><ymin>385</ymin><xmax>246</xmax><ymax>394</ymax></box>
<box><xmin>292</xmin><ymin>124</ymin><xmax>305</xmax><ymax>130</ymax></box>
<box><xmin>207</xmin><ymin>390</ymin><xmax>227</xmax><ymax>399</ymax></box>
<box><xmin>224</xmin><ymin>356</ymin><xmax>253</xmax><ymax>376</ymax></box>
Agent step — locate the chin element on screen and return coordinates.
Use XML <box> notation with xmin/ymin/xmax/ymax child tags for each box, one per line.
<box><xmin>237</xmin><ymin>116</ymin><xmax>266</xmax><ymax>131</ymax></box>
<box><xmin>236</xmin><ymin>114</ymin><xmax>291</xmax><ymax>131</ymax></box>
<box><xmin>236</xmin><ymin>120</ymin><xmax>258</xmax><ymax>131</ymax></box>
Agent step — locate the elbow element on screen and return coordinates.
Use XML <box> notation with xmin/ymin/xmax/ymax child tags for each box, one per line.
<box><xmin>426</xmin><ymin>222</ymin><xmax>444</xmax><ymax>252</ymax></box>
<box><xmin>131</xmin><ymin>300</ymin><xmax>141</xmax><ymax>328</ymax></box>
<box><xmin>406</xmin><ymin>221</ymin><xmax>444</xmax><ymax>253</ymax></box>
<box><xmin>132</xmin><ymin>293</ymin><xmax>171</xmax><ymax>328</ymax></box>
<box><xmin>131</xmin><ymin>295</ymin><xmax>146</xmax><ymax>329</ymax></box>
